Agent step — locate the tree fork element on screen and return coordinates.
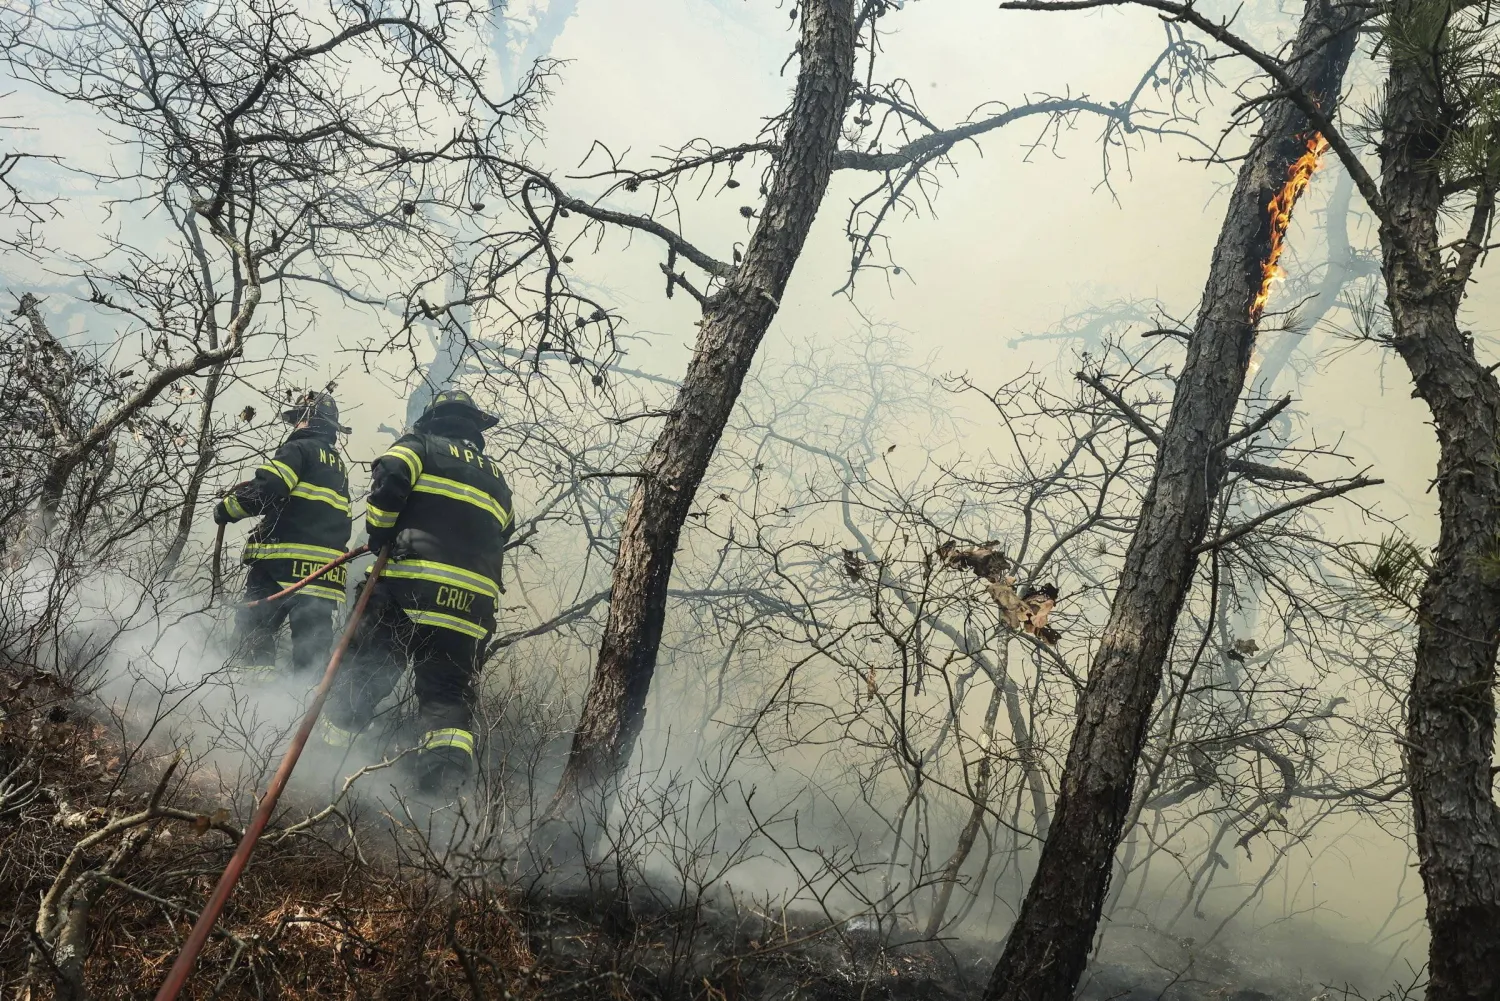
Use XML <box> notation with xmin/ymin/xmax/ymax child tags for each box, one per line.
<box><xmin>985</xmin><ymin>2</ymin><xmax>1361</xmax><ymax>998</ymax></box>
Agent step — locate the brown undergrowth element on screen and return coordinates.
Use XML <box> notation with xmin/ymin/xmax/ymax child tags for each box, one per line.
<box><xmin>0</xmin><ymin>666</ymin><xmax>536</xmax><ymax>1000</ymax></box>
<box><xmin>0</xmin><ymin>662</ymin><xmax>987</xmax><ymax>1001</ymax></box>
<box><xmin>0</xmin><ymin>663</ymin><xmax>1405</xmax><ymax>1001</ymax></box>
<box><xmin>0</xmin><ymin>660</ymin><xmax>1000</xmax><ymax>1001</ymax></box>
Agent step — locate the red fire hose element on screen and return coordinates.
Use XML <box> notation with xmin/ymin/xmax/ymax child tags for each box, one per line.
<box><xmin>242</xmin><ymin>545</ymin><xmax>370</xmax><ymax>608</ymax></box>
<box><xmin>152</xmin><ymin>547</ymin><xmax>390</xmax><ymax>1001</ymax></box>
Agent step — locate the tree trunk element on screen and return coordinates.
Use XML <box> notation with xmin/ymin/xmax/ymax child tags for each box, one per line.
<box><xmin>985</xmin><ymin>3</ymin><xmax>1359</xmax><ymax>998</ymax></box>
<box><xmin>1379</xmin><ymin>5</ymin><xmax>1500</xmax><ymax>996</ymax></box>
<box><xmin>540</xmin><ymin>0</ymin><xmax>856</xmax><ymax>831</ymax></box>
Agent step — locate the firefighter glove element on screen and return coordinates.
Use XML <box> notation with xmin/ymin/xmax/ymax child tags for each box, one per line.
<box><xmin>213</xmin><ymin>497</ymin><xmax>244</xmax><ymax>525</ymax></box>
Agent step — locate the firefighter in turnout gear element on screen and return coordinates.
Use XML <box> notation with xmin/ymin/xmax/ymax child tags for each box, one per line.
<box><xmin>215</xmin><ymin>392</ymin><xmax>353</xmax><ymax>677</ymax></box>
<box><xmin>322</xmin><ymin>389</ymin><xmax>515</xmax><ymax>796</ymax></box>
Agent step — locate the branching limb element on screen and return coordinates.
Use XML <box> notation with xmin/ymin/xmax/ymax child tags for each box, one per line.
<box><xmin>1216</xmin><ymin>395</ymin><xmax>1293</xmax><ymax>452</ymax></box>
<box><xmin>1001</xmin><ymin>0</ymin><xmax>1389</xmax><ymax>225</ymax></box>
<box><xmin>1194</xmin><ymin>475</ymin><xmax>1381</xmax><ymax>554</ymax></box>
<box><xmin>833</xmin><ymin>97</ymin><xmax>1127</xmax><ymax>171</ymax></box>
<box><xmin>1079</xmin><ymin>370</ymin><xmax>1314</xmax><ymax>484</ymax></box>
<box><xmin>0</xmin><ymin>755</ymin><xmax>41</xmax><ymax>818</ymax></box>
<box><xmin>1077</xmin><ymin>371</ymin><xmax>1160</xmax><ymax>444</ymax></box>
<box><xmin>81</xmin><ymin>873</ymin><xmax>249</xmax><ymax>948</ymax></box>
<box><xmin>1225</xmin><ymin>458</ymin><xmax>1315</xmax><ymax>485</ymax></box>
<box><xmin>551</xmin><ymin>189</ymin><xmax>732</xmax><ymax>278</ymax></box>
<box><xmin>1453</xmin><ymin>182</ymin><xmax>1497</xmax><ymax>288</ymax></box>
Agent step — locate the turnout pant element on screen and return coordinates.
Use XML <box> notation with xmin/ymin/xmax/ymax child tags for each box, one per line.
<box><xmin>232</xmin><ymin>563</ymin><xmax>336</xmax><ymax>676</ymax></box>
<box><xmin>324</xmin><ymin>583</ymin><xmax>485</xmax><ymax>736</ymax></box>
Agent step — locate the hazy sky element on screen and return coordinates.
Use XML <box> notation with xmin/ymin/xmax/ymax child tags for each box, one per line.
<box><xmin>519</xmin><ymin>0</ymin><xmax>1448</xmax><ymax>543</ymax></box>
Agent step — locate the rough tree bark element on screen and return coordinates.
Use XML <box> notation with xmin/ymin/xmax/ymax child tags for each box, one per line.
<box><xmin>985</xmin><ymin>3</ymin><xmax>1360</xmax><ymax>998</ymax></box>
<box><xmin>1377</xmin><ymin>4</ymin><xmax>1500</xmax><ymax>996</ymax></box>
<box><xmin>541</xmin><ymin>0</ymin><xmax>857</xmax><ymax>828</ymax></box>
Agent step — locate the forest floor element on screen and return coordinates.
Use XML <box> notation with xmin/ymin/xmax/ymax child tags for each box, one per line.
<box><xmin>0</xmin><ymin>665</ymin><xmax>1406</xmax><ymax>1001</ymax></box>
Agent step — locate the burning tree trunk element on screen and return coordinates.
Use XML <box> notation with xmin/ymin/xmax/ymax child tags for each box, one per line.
<box><xmin>1249</xmin><ymin>164</ymin><xmax>1367</xmax><ymax>396</ymax></box>
<box><xmin>1374</xmin><ymin>4</ymin><xmax>1500</xmax><ymax>995</ymax></box>
<box><xmin>984</xmin><ymin>2</ymin><xmax>1360</xmax><ymax>998</ymax></box>
<box><xmin>539</xmin><ymin>0</ymin><xmax>857</xmax><ymax>831</ymax></box>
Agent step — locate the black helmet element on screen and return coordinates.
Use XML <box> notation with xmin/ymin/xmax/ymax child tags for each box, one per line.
<box><xmin>281</xmin><ymin>391</ymin><xmax>351</xmax><ymax>433</ymax></box>
<box><xmin>414</xmin><ymin>388</ymin><xmax>499</xmax><ymax>431</ymax></box>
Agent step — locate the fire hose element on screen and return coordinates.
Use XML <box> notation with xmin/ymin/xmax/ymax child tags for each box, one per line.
<box><xmin>242</xmin><ymin>545</ymin><xmax>370</xmax><ymax>608</ymax></box>
<box><xmin>152</xmin><ymin>546</ymin><xmax>390</xmax><ymax>1001</ymax></box>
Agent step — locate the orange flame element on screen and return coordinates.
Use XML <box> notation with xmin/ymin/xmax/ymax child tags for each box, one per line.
<box><xmin>1249</xmin><ymin>133</ymin><xmax>1330</xmax><ymax>323</ymax></box>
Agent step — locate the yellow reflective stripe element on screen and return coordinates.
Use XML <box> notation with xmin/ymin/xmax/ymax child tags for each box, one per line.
<box><xmin>402</xmin><ymin>608</ymin><xmax>488</xmax><ymax>639</ymax></box>
<box><xmin>243</xmin><ymin>542</ymin><xmax>345</xmax><ymax>562</ymax></box>
<box><xmin>385</xmin><ymin>445</ymin><xmax>423</xmax><ymax>483</ymax></box>
<box><xmin>367</xmin><ymin>504</ymin><xmax>399</xmax><ymax>529</ymax></box>
<box><xmin>413</xmin><ymin>474</ymin><xmax>512</xmax><ymax>528</ymax></box>
<box><xmin>260</xmin><ymin>460</ymin><xmax>298</xmax><ymax>489</ymax></box>
<box><xmin>318</xmin><ymin>717</ymin><xmax>357</xmax><ymax>748</ymax></box>
<box><xmin>224</xmin><ymin>496</ymin><xmax>248</xmax><ymax>519</ymax></box>
<box><xmin>422</xmin><ymin>728</ymin><xmax>476</xmax><ymax>756</ymax></box>
<box><xmin>291</xmin><ymin>482</ymin><xmax>351</xmax><ymax>512</ymax></box>
<box><xmin>385</xmin><ymin>559</ymin><xmax>498</xmax><ymax>598</ymax></box>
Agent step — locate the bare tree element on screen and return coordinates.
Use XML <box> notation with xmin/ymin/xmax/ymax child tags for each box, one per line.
<box><xmin>8</xmin><ymin>290</ymin><xmax>251</xmax><ymax>556</ymax></box>
<box><xmin>581</xmin><ymin>325</ymin><xmax>1393</xmax><ymax>958</ymax></box>
<box><xmin>0</xmin><ymin>0</ymin><xmax>511</xmax><ymax>557</ymax></box>
<box><xmin>1046</xmin><ymin>1</ymin><xmax>1500</xmax><ymax>995</ymax></box>
<box><xmin>0</xmin><ymin>294</ymin><xmax>241</xmax><ymax>568</ymax></box>
<box><xmin>1340</xmin><ymin>3</ymin><xmax>1500</xmax><ymax>995</ymax></box>
<box><xmin>531</xmin><ymin>0</ymin><xmax>859</xmax><ymax>836</ymax></box>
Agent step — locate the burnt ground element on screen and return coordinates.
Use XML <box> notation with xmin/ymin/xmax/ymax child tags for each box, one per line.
<box><xmin>0</xmin><ymin>666</ymin><xmax>1401</xmax><ymax>1000</ymax></box>
<box><xmin>513</xmin><ymin>878</ymin><xmax>1387</xmax><ymax>1001</ymax></box>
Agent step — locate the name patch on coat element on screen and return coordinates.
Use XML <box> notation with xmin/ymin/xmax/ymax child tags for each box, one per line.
<box><xmin>435</xmin><ymin>585</ymin><xmax>476</xmax><ymax>612</ymax></box>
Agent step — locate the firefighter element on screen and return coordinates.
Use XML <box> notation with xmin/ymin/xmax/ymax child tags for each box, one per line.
<box><xmin>215</xmin><ymin>392</ymin><xmax>353</xmax><ymax>678</ymax></box>
<box><xmin>321</xmin><ymin>389</ymin><xmax>514</xmax><ymax>796</ymax></box>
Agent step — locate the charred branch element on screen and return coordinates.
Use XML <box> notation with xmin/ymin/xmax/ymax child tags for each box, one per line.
<box><xmin>1194</xmin><ymin>475</ymin><xmax>1381</xmax><ymax>554</ymax></box>
<box><xmin>1078</xmin><ymin>372</ymin><xmax>1314</xmax><ymax>484</ymax></box>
